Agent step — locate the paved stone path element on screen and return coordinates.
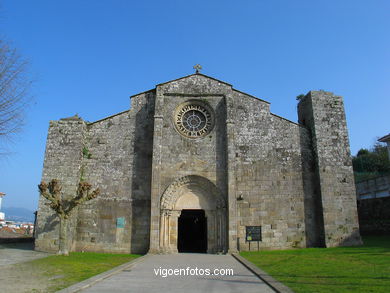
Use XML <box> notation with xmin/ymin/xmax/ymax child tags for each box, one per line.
<box><xmin>80</xmin><ymin>253</ymin><xmax>275</xmax><ymax>293</ymax></box>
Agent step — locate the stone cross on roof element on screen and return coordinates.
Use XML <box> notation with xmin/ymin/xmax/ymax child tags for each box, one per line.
<box><xmin>193</xmin><ymin>64</ymin><xmax>202</xmax><ymax>74</ymax></box>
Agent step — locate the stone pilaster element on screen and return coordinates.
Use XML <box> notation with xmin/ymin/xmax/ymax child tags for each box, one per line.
<box><xmin>226</xmin><ymin>93</ymin><xmax>238</xmax><ymax>253</ymax></box>
<box><xmin>149</xmin><ymin>85</ymin><xmax>165</xmax><ymax>253</ymax></box>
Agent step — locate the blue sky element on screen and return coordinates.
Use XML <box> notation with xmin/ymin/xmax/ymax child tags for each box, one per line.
<box><xmin>0</xmin><ymin>0</ymin><xmax>389</xmax><ymax>210</ymax></box>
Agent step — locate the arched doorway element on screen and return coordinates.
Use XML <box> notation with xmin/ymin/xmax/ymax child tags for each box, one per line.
<box><xmin>178</xmin><ymin>209</ymin><xmax>207</xmax><ymax>253</ymax></box>
<box><xmin>159</xmin><ymin>175</ymin><xmax>226</xmax><ymax>253</ymax></box>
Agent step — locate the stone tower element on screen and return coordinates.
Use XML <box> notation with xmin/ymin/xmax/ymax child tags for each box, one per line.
<box><xmin>298</xmin><ymin>91</ymin><xmax>362</xmax><ymax>247</ymax></box>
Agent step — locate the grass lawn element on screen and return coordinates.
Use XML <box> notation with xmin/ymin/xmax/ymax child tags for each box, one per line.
<box><xmin>240</xmin><ymin>236</ymin><xmax>390</xmax><ymax>293</ymax></box>
<box><xmin>29</xmin><ymin>252</ymin><xmax>140</xmax><ymax>292</ymax></box>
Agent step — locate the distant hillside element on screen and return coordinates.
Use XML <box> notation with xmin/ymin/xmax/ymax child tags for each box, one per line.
<box><xmin>2</xmin><ymin>207</ymin><xmax>35</xmax><ymax>223</ymax></box>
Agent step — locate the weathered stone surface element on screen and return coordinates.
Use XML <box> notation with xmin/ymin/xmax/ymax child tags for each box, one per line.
<box><xmin>357</xmin><ymin>196</ymin><xmax>390</xmax><ymax>235</ymax></box>
<box><xmin>356</xmin><ymin>175</ymin><xmax>390</xmax><ymax>200</ymax></box>
<box><xmin>35</xmin><ymin>73</ymin><xmax>362</xmax><ymax>253</ymax></box>
<box><xmin>356</xmin><ymin>175</ymin><xmax>390</xmax><ymax>235</ymax></box>
<box><xmin>298</xmin><ymin>91</ymin><xmax>362</xmax><ymax>247</ymax></box>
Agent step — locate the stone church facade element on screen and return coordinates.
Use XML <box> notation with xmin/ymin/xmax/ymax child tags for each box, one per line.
<box><xmin>35</xmin><ymin>73</ymin><xmax>362</xmax><ymax>254</ymax></box>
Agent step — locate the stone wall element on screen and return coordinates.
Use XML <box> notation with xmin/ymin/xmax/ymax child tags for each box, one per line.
<box><xmin>36</xmin><ymin>90</ymin><xmax>155</xmax><ymax>254</ymax></box>
<box><xmin>149</xmin><ymin>75</ymin><xmax>232</xmax><ymax>252</ymax></box>
<box><xmin>233</xmin><ymin>91</ymin><xmax>307</xmax><ymax>250</ymax></box>
<box><xmin>35</xmin><ymin>118</ymin><xmax>86</xmax><ymax>252</ymax></box>
<box><xmin>73</xmin><ymin>91</ymin><xmax>155</xmax><ymax>254</ymax></box>
<box><xmin>73</xmin><ymin>111</ymin><xmax>133</xmax><ymax>253</ymax></box>
<box><xmin>356</xmin><ymin>175</ymin><xmax>390</xmax><ymax>200</ymax></box>
<box><xmin>357</xmin><ymin>196</ymin><xmax>390</xmax><ymax>235</ymax></box>
<box><xmin>356</xmin><ymin>175</ymin><xmax>390</xmax><ymax>235</ymax></box>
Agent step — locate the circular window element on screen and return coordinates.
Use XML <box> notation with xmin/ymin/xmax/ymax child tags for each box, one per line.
<box><xmin>174</xmin><ymin>101</ymin><xmax>214</xmax><ymax>138</ymax></box>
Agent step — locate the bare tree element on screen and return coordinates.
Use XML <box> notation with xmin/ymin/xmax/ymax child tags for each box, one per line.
<box><xmin>0</xmin><ymin>40</ymin><xmax>31</xmax><ymax>153</ymax></box>
<box><xmin>38</xmin><ymin>179</ymin><xmax>100</xmax><ymax>255</ymax></box>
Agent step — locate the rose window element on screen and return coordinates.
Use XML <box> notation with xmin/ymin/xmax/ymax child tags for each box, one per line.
<box><xmin>174</xmin><ymin>102</ymin><xmax>214</xmax><ymax>138</ymax></box>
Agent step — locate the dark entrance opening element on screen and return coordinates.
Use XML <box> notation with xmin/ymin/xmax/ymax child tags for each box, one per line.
<box><xmin>178</xmin><ymin>209</ymin><xmax>207</xmax><ymax>253</ymax></box>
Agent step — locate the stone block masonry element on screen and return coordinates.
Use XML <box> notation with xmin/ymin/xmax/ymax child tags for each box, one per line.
<box><xmin>35</xmin><ymin>73</ymin><xmax>362</xmax><ymax>254</ymax></box>
<box><xmin>298</xmin><ymin>91</ymin><xmax>362</xmax><ymax>247</ymax></box>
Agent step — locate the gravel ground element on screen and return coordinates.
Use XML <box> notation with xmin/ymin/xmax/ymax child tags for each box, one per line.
<box><xmin>0</xmin><ymin>242</ymin><xmax>52</xmax><ymax>293</ymax></box>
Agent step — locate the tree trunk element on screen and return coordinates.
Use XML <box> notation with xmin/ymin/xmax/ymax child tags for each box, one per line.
<box><xmin>58</xmin><ymin>216</ymin><xmax>69</xmax><ymax>256</ymax></box>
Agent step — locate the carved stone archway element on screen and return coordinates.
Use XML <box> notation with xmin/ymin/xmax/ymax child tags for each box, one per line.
<box><xmin>159</xmin><ymin>175</ymin><xmax>227</xmax><ymax>253</ymax></box>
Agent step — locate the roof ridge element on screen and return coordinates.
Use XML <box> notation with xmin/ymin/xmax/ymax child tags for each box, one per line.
<box><xmin>156</xmin><ymin>73</ymin><xmax>233</xmax><ymax>87</ymax></box>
